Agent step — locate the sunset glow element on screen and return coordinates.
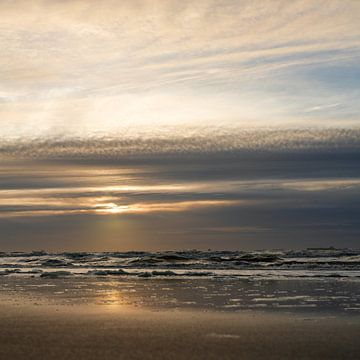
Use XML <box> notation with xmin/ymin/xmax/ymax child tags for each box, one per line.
<box><xmin>0</xmin><ymin>0</ymin><xmax>359</xmax><ymax>250</ymax></box>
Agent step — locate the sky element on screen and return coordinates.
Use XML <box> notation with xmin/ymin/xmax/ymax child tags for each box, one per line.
<box><xmin>0</xmin><ymin>0</ymin><xmax>359</xmax><ymax>251</ymax></box>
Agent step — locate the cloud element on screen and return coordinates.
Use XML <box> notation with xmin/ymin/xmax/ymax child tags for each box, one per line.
<box><xmin>0</xmin><ymin>0</ymin><xmax>359</xmax><ymax>139</ymax></box>
<box><xmin>0</xmin><ymin>155</ymin><xmax>359</xmax><ymax>218</ymax></box>
<box><xmin>1</xmin><ymin>1</ymin><xmax>360</xmax><ymax>250</ymax></box>
<box><xmin>0</xmin><ymin>128</ymin><xmax>359</xmax><ymax>160</ymax></box>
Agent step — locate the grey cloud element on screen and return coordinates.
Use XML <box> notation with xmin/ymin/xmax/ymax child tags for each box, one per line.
<box><xmin>1</xmin><ymin>128</ymin><xmax>359</xmax><ymax>161</ymax></box>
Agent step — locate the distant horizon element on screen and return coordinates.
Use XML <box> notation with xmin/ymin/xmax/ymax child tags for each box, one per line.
<box><xmin>1</xmin><ymin>246</ymin><xmax>359</xmax><ymax>253</ymax></box>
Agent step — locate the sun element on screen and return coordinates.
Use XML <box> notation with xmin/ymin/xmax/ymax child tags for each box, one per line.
<box><xmin>95</xmin><ymin>203</ymin><xmax>130</xmax><ymax>214</ymax></box>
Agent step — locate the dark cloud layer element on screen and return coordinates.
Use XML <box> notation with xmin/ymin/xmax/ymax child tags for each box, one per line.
<box><xmin>0</xmin><ymin>131</ymin><xmax>359</xmax><ymax>251</ymax></box>
<box><xmin>1</xmin><ymin>128</ymin><xmax>359</xmax><ymax>160</ymax></box>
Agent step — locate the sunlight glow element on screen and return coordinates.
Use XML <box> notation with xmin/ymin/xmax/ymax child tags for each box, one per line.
<box><xmin>95</xmin><ymin>203</ymin><xmax>131</xmax><ymax>214</ymax></box>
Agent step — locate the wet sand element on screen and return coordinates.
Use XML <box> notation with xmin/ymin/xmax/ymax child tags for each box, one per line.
<box><xmin>1</xmin><ymin>305</ymin><xmax>360</xmax><ymax>360</ymax></box>
<box><xmin>0</xmin><ymin>277</ymin><xmax>359</xmax><ymax>359</ymax></box>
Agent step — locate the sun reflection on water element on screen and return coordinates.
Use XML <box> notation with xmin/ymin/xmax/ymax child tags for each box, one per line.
<box><xmin>96</xmin><ymin>289</ymin><xmax>127</xmax><ymax>307</ymax></box>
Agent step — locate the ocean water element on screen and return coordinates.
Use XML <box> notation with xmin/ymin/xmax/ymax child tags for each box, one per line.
<box><xmin>0</xmin><ymin>248</ymin><xmax>359</xmax><ymax>279</ymax></box>
<box><xmin>0</xmin><ymin>249</ymin><xmax>359</xmax><ymax>314</ymax></box>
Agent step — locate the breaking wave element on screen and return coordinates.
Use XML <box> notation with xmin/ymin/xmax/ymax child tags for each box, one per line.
<box><xmin>0</xmin><ymin>248</ymin><xmax>360</xmax><ymax>279</ymax></box>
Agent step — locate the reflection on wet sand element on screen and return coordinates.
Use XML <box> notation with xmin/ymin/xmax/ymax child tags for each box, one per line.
<box><xmin>1</xmin><ymin>277</ymin><xmax>359</xmax><ymax>315</ymax></box>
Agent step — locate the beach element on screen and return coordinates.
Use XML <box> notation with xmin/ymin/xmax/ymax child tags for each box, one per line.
<box><xmin>0</xmin><ymin>276</ymin><xmax>359</xmax><ymax>360</ymax></box>
<box><xmin>1</xmin><ymin>302</ymin><xmax>360</xmax><ymax>360</ymax></box>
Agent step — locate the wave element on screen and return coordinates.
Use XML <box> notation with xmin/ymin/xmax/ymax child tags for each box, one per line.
<box><xmin>0</xmin><ymin>249</ymin><xmax>359</xmax><ymax>279</ymax></box>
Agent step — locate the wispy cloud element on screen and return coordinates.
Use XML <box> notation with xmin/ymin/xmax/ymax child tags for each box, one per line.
<box><xmin>0</xmin><ymin>0</ymin><xmax>359</xmax><ymax>140</ymax></box>
<box><xmin>0</xmin><ymin>158</ymin><xmax>359</xmax><ymax>218</ymax></box>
